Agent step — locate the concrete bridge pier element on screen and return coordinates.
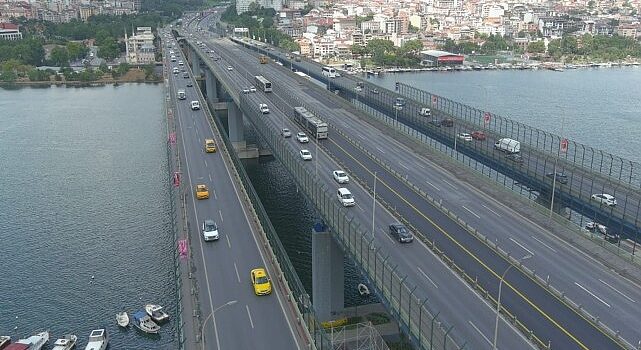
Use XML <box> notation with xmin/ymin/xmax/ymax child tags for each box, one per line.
<box><xmin>205</xmin><ymin>70</ymin><xmax>219</xmax><ymax>104</ymax></box>
<box><xmin>191</xmin><ymin>49</ymin><xmax>202</xmax><ymax>77</ymax></box>
<box><xmin>227</xmin><ymin>101</ymin><xmax>259</xmax><ymax>158</ymax></box>
<box><xmin>312</xmin><ymin>224</ymin><xmax>345</xmax><ymax>322</ymax></box>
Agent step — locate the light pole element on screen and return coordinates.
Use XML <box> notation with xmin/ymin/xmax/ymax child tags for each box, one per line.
<box><xmin>315</xmin><ymin>132</ymin><xmax>319</xmax><ymax>178</ymax></box>
<box><xmin>549</xmin><ymin>114</ymin><xmax>566</xmax><ymax>219</ymax></box>
<box><xmin>202</xmin><ymin>300</ymin><xmax>238</xmax><ymax>350</ymax></box>
<box><xmin>371</xmin><ymin>171</ymin><xmax>377</xmax><ymax>247</ymax></box>
<box><xmin>492</xmin><ymin>255</ymin><xmax>531</xmax><ymax>350</ymax></box>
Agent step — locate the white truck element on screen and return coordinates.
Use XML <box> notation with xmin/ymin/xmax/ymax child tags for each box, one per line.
<box><xmin>494</xmin><ymin>138</ymin><xmax>520</xmax><ymax>154</ymax></box>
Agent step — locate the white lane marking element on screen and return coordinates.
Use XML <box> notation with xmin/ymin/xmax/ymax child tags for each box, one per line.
<box><xmin>425</xmin><ymin>180</ymin><xmax>441</xmax><ymax>191</ymax></box>
<box><xmin>376</xmin><ymin>146</ymin><xmax>386</xmax><ymax>154</ymax></box>
<box><xmin>416</xmin><ymin>162</ymin><xmax>426</xmax><ymax>169</ymax></box>
<box><xmin>481</xmin><ymin>204</ymin><xmax>501</xmax><ymax>217</ymax></box>
<box><xmin>442</xmin><ymin>179</ymin><xmax>458</xmax><ymax>189</ymax></box>
<box><xmin>416</xmin><ymin>266</ymin><xmax>439</xmax><ymax>288</ymax></box>
<box><xmin>598</xmin><ymin>279</ymin><xmax>636</xmax><ymax>303</ymax></box>
<box><xmin>531</xmin><ymin>236</ymin><xmax>558</xmax><ymax>253</ymax></box>
<box><xmin>399</xmin><ymin>162</ymin><xmax>409</xmax><ymax>170</ymax></box>
<box><xmin>246</xmin><ymin>305</ymin><xmax>255</xmax><ymax>328</ymax></box>
<box><xmin>575</xmin><ymin>282</ymin><xmax>611</xmax><ymax>308</ymax></box>
<box><xmin>226</xmin><ymin>235</ymin><xmax>231</xmax><ymax>249</ymax></box>
<box><xmin>204</xmin><ymin>159</ymin><xmax>208</xmax><ymax>168</ymax></box>
<box><xmin>462</xmin><ymin>206</ymin><xmax>481</xmax><ymax>219</ymax></box>
<box><xmin>213</xmin><ymin>190</ymin><xmax>218</xmax><ymax>200</ymax></box>
<box><xmin>219</xmin><ymin>209</ymin><xmax>224</xmax><ymax>223</ymax></box>
<box><xmin>234</xmin><ymin>262</ymin><xmax>241</xmax><ymax>283</ymax></box>
<box><xmin>509</xmin><ymin>237</ymin><xmax>535</xmax><ymax>257</ymax></box>
<box><xmin>384</xmin><ymin>231</ymin><xmax>396</xmax><ymax>245</ymax></box>
<box><xmin>209</xmin><ymin>174</ymin><xmax>212</xmax><ymax>182</ymax></box>
<box><xmin>468</xmin><ymin>320</ymin><xmax>493</xmax><ymax>347</ymax></box>
<box><xmin>355</xmin><ymin>203</ymin><xmax>365</xmax><ymax>212</ymax></box>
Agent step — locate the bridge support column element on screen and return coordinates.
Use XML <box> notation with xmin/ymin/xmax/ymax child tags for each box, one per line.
<box><xmin>205</xmin><ymin>69</ymin><xmax>218</xmax><ymax>104</ymax></box>
<box><xmin>191</xmin><ymin>49</ymin><xmax>201</xmax><ymax>77</ymax></box>
<box><xmin>312</xmin><ymin>224</ymin><xmax>344</xmax><ymax>322</ymax></box>
<box><xmin>226</xmin><ymin>102</ymin><xmax>258</xmax><ymax>158</ymax></box>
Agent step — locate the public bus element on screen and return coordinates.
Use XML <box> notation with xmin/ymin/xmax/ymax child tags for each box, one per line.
<box><xmin>254</xmin><ymin>75</ymin><xmax>272</xmax><ymax>92</ymax></box>
<box><xmin>293</xmin><ymin>106</ymin><xmax>328</xmax><ymax>139</ymax></box>
<box><xmin>321</xmin><ymin>66</ymin><xmax>337</xmax><ymax>78</ymax></box>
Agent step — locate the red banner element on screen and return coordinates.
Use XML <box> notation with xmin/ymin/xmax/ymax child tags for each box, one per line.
<box><xmin>173</xmin><ymin>172</ymin><xmax>181</xmax><ymax>187</ymax></box>
<box><xmin>178</xmin><ymin>239</ymin><xmax>188</xmax><ymax>258</ymax></box>
<box><xmin>169</xmin><ymin>132</ymin><xmax>176</xmax><ymax>144</ymax></box>
<box><xmin>431</xmin><ymin>96</ymin><xmax>437</xmax><ymax>105</ymax></box>
<box><xmin>484</xmin><ymin>112</ymin><xmax>491</xmax><ymax>125</ymax></box>
<box><xmin>560</xmin><ymin>138</ymin><xmax>568</xmax><ymax>153</ymax></box>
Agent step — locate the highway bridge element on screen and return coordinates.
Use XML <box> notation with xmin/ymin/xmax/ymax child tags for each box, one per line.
<box><xmin>166</xmin><ymin>11</ymin><xmax>641</xmax><ymax>350</ymax></box>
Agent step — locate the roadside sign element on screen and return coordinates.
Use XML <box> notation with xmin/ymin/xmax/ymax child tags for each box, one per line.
<box><xmin>178</xmin><ymin>239</ymin><xmax>188</xmax><ymax>257</ymax></box>
<box><xmin>431</xmin><ymin>95</ymin><xmax>437</xmax><ymax>106</ymax></box>
<box><xmin>173</xmin><ymin>172</ymin><xmax>181</xmax><ymax>187</ymax></box>
<box><xmin>169</xmin><ymin>132</ymin><xmax>176</xmax><ymax>144</ymax></box>
<box><xmin>484</xmin><ymin>112</ymin><xmax>491</xmax><ymax>125</ymax></box>
<box><xmin>560</xmin><ymin>138</ymin><xmax>568</xmax><ymax>153</ymax></box>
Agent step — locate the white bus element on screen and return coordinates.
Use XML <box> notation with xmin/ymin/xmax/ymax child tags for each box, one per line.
<box><xmin>322</xmin><ymin>66</ymin><xmax>337</xmax><ymax>78</ymax></box>
<box><xmin>294</xmin><ymin>71</ymin><xmax>310</xmax><ymax>79</ymax></box>
<box><xmin>254</xmin><ymin>75</ymin><xmax>272</xmax><ymax>92</ymax></box>
<box><xmin>293</xmin><ymin>106</ymin><xmax>328</xmax><ymax>139</ymax></box>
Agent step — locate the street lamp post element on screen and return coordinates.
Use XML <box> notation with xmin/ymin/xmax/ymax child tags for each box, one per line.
<box><xmin>371</xmin><ymin>171</ymin><xmax>377</xmax><ymax>246</ymax></box>
<box><xmin>492</xmin><ymin>255</ymin><xmax>531</xmax><ymax>350</ymax></box>
<box><xmin>202</xmin><ymin>300</ymin><xmax>238</xmax><ymax>350</ymax></box>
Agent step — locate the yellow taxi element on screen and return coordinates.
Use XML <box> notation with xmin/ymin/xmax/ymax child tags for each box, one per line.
<box><xmin>205</xmin><ymin>139</ymin><xmax>216</xmax><ymax>153</ymax></box>
<box><xmin>250</xmin><ymin>268</ymin><xmax>272</xmax><ymax>296</ymax></box>
<box><xmin>196</xmin><ymin>184</ymin><xmax>209</xmax><ymax>199</ymax></box>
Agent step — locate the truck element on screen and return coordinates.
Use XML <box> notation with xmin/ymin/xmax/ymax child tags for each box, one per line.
<box><xmin>259</xmin><ymin>55</ymin><xmax>268</xmax><ymax>64</ymax></box>
<box><xmin>177</xmin><ymin>89</ymin><xmax>186</xmax><ymax>100</ymax></box>
<box><xmin>494</xmin><ymin>138</ymin><xmax>520</xmax><ymax>154</ymax></box>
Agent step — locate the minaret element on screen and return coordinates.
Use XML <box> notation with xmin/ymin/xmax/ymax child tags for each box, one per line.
<box><xmin>124</xmin><ymin>27</ymin><xmax>129</xmax><ymax>62</ymax></box>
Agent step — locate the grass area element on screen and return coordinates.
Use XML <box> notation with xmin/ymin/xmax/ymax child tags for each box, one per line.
<box><xmin>366</xmin><ymin>312</ymin><xmax>391</xmax><ymax>325</ymax></box>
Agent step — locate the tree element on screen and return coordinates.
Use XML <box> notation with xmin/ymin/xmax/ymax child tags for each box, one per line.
<box><xmin>66</xmin><ymin>41</ymin><xmax>89</xmax><ymax>60</ymax></box>
<box><xmin>97</xmin><ymin>37</ymin><xmax>120</xmax><ymax>60</ymax></box>
<box><xmin>526</xmin><ymin>40</ymin><xmax>545</xmax><ymax>53</ymax></box>
<box><xmin>50</xmin><ymin>46</ymin><xmax>70</xmax><ymax>66</ymax></box>
<box><xmin>399</xmin><ymin>39</ymin><xmax>423</xmax><ymax>56</ymax></box>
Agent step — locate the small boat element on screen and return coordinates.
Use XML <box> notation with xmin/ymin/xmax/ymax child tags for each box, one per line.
<box><xmin>84</xmin><ymin>329</ymin><xmax>108</xmax><ymax>350</ymax></box>
<box><xmin>0</xmin><ymin>336</ymin><xmax>10</xmax><ymax>350</ymax></box>
<box><xmin>144</xmin><ymin>304</ymin><xmax>170</xmax><ymax>323</ymax></box>
<box><xmin>358</xmin><ymin>283</ymin><xmax>370</xmax><ymax>296</ymax></box>
<box><xmin>51</xmin><ymin>334</ymin><xmax>77</xmax><ymax>350</ymax></box>
<box><xmin>116</xmin><ymin>312</ymin><xmax>130</xmax><ymax>327</ymax></box>
<box><xmin>132</xmin><ymin>311</ymin><xmax>161</xmax><ymax>334</ymax></box>
<box><xmin>15</xmin><ymin>331</ymin><xmax>49</xmax><ymax>350</ymax></box>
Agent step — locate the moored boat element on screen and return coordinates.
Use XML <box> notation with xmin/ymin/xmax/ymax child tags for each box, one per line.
<box><xmin>84</xmin><ymin>329</ymin><xmax>108</xmax><ymax>350</ymax></box>
<box><xmin>144</xmin><ymin>304</ymin><xmax>169</xmax><ymax>323</ymax></box>
<box><xmin>358</xmin><ymin>283</ymin><xmax>370</xmax><ymax>296</ymax></box>
<box><xmin>0</xmin><ymin>336</ymin><xmax>10</xmax><ymax>350</ymax></box>
<box><xmin>16</xmin><ymin>331</ymin><xmax>49</xmax><ymax>350</ymax></box>
<box><xmin>116</xmin><ymin>312</ymin><xmax>130</xmax><ymax>327</ymax></box>
<box><xmin>132</xmin><ymin>311</ymin><xmax>160</xmax><ymax>334</ymax></box>
<box><xmin>51</xmin><ymin>334</ymin><xmax>77</xmax><ymax>350</ymax></box>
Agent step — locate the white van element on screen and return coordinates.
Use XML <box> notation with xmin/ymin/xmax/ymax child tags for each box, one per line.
<box><xmin>337</xmin><ymin>188</ymin><xmax>355</xmax><ymax>207</ymax></box>
<box><xmin>494</xmin><ymin>138</ymin><xmax>520</xmax><ymax>154</ymax></box>
<box><xmin>419</xmin><ymin>108</ymin><xmax>431</xmax><ymax>117</ymax></box>
<box><xmin>177</xmin><ymin>89</ymin><xmax>186</xmax><ymax>100</ymax></box>
<box><xmin>191</xmin><ymin>100</ymin><xmax>200</xmax><ymax>110</ymax></box>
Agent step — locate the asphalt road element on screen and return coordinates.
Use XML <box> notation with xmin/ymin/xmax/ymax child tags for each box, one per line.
<box><xmin>181</xmin><ymin>23</ymin><xmax>641</xmax><ymax>349</ymax></box>
<box><xmin>218</xmin><ymin>35</ymin><xmax>641</xmax><ymax>349</ymax></box>
<box><xmin>181</xmin><ymin>31</ymin><xmax>544</xmax><ymax>349</ymax></box>
<box><xmin>163</xmin><ymin>32</ymin><xmax>303</xmax><ymax>350</ymax></box>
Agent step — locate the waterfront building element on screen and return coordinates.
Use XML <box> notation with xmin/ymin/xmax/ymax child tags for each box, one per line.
<box><xmin>420</xmin><ymin>50</ymin><xmax>464</xmax><ymax>66</ymax></box>
<box><xmin>125</xmin><ymin>27</ymin><xmax>156</xmax><ymax>64</ymax></box>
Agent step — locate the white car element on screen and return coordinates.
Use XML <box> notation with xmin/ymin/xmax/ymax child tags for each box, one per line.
<box><xmin>178</xmin><ymin>60</ymin><xmax>184</xmax><ymax>66</ymax></box>
<box><xmin>202</xmin><ymin>220</ymin><xmax>219</xmax><ymax>241</ymax></box>
<box><xmin>191</xmin><ymin>101</ymin><xmax>200</xmax><ymax>110</ymax></box>
<box><xmin>296</xmin><ymin>132</ymin><xmax>309</xmax><ymax>143</ymax></box>
<box><xmin>333</xmin><ymin>170</ymin><xmax>349</xmax><ymax>184</ymax></box>
<box><xmin>591</xmin><ymin>193</ymin><xmax>617</xmax><ymax>206</ymax></box>
<box><xmin>259</xmin><ymin>103</ymin><xmax>270</xmax><ymax>114</ymax></box>
<box><xmin>456</xmin><ymin>133</ymin><xmax>473</xmax><ymax>142</ymax></box>
<box><xmin>242</xmin><ymin>88</ymin><xmax>250</xmax><ymax>94</ymax></box>
<box><xmin>299</xmin><ymin>149</ymin><xmax>312</xmax><ymax>160</ymax></box>
<box><xmin>281</xmin><ymin>128</ymin><xmax>292</xmax><ymax>137</ymax></box>
<box><xmin>249</xmin><ymin>86</ymin><xmax>256</xmax><ymax>92</ymax></box>
<box><xmin>337</xmin><ymin>188</ymin><xmax>355</xmax><ymax>206</ymax></box>
<box><xmin>227</xmin><ymin>66</ymin><xmax>233</xmax><ymax>71</ymax></box>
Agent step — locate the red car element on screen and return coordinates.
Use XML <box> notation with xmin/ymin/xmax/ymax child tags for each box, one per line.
<box><xmin>471</xmin><ymin>131</ymin><xmax>486</xmax><ymax>140</ymax></box>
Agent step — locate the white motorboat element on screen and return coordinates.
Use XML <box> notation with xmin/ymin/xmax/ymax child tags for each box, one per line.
<box><xmin>116</xmin><ymin>311</ymin><xmax>130</xmax><ymax>327</ymax></box>
<box><xmin>16</xmin><ymin>331</ymin><xmax>49</xmax><ymax>350</ymax></box>
<box><xmin>144</xmin><ymin>304</ymin><xmax>170</xmax><ymax>323</ymax></box>
<box><xmin>358</xmin><ymin>283</ymin><xmax>370</xmax><ymax>296</ymax></box>
<box><xmin>84</xmin><ymin>329</ymin><xmax>108</xmax><ymax>350</ymax></box>
<box><xmin>132</xmin><ymin>311</ymin><xmax>160</xmax><ymax>334</ymax></box>
<box><xmin>51</xmin><ymin>334</ymin><xmax>77</xmax><ymax>350</ymax></box>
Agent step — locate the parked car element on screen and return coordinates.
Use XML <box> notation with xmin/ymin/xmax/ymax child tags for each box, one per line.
<box><xmin>471</xmin><ymin>131</ymin><xmax>486</xmax><ymax>141</ymax></box>
<box><xmin>389</xmin><ymin>223</ymin><xmax>414</xmax><ymax>243</ymax></box>
<box><xmin>332</xmin><ymin>170</ymin><xmax>349</xmax><ymax>184</ymax></box>
<box><xmin>591</xmin><ymin>193</ymin><xmax>617</xmax><ymax>206</ymax></box>
<box><xmin>546</xmin><ymin>172</ymin><xmax>568</xmax><ymax>184</ymax></box>
<box><xmin>249</xmin><ymin>86</ymin><xmax>256</xmax><ymax>92</ymax></box>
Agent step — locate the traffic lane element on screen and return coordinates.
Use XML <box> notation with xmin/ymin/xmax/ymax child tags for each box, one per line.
<box><xmin>324</xmin><ymin>126</ymin><xmax>624</xmax><ymax>349</ymax></box>
<box><xmin>271</xmin><ymin>64</ymin><xmax>641</xmax><ymax>337</ymax></box>
<box><xmin>170</xmin><ymin>68</ymin><xmax>300</xmax><ymax>349</ymax></box>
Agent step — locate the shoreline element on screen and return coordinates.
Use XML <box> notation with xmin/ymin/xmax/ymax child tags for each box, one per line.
<box><xmin>0</xmin><ymin>79</ymin><xmax>162</xmax><ymax>88</ymax></box>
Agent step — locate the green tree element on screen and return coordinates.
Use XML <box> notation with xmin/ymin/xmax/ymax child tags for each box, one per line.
<box><xmin>97</xmin><ymin>37</ymin><xmax>120</xmax><ymax>60</ymax></box>
<box><xmin>50</xmin><ymin>46</ymin><xmax>70</xmax><ymax>66</ymax></box>
<box><xmin>526</xmin><ymin>40</ymin><xmax>546</xmax><ymax>53</ymax></box>
<box><xmin>66</xmin><ymin>41</ymin><xmax>89</xmax><ymax>60</ymax></box>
